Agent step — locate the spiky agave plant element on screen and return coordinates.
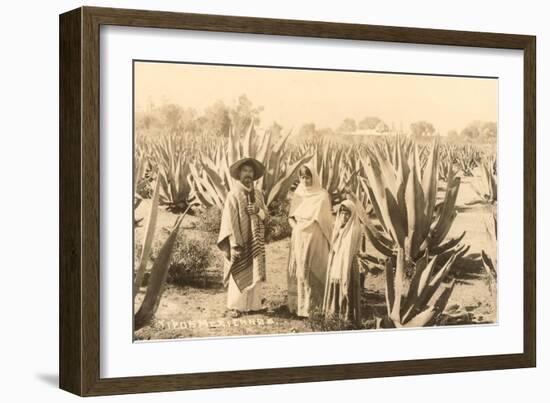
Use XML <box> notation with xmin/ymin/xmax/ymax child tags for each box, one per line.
<box><xmin>189</xmin><ymin>122</ymin><xmax>312</xmax><ymax>210</ymax></box>
<box><xmin>361</xmin><ymin>136</ymin><xmax>465</xmax><ymax>261</ymax></box>
<box><xmin>355</xmin><ymin>136</ymin><xmax>467</xmax><ymax>327</ymax></box>
<box><xmin>453</xmin><ymin>144</ymin><xmax>481</xmax><ymax>177</ymax></box>
<box><xmin>438</xmin><ymin>145</ymin><xmax>457</xmax><ymax>182</ymax></box>
<box><xmin>481</xmin><ymin>207</ymin><xmax>497</xmax><ymax>295</ymax></box>
<box><xmin>384</xmin><ymin>245</ymin><xmax>463</xmax><ymax>327</ymax></box>
<box><xmin>133</xmin><ymin>149</ymin><xmax>148</xmax><ymax>226</ymax></box>
<box><xmin>133</xmin><ymin>177</ymin><xmax>189</xmax><ymax>331</ymax></box>
<box><xmin>149</xmin><ymin>134</ymin><xmax>197</xmax><ymax>213</ymax></box>
<box><xmin>475</xmin><ymin>155</ymin><xmax>497</xmax><ymax>204</ymax></box>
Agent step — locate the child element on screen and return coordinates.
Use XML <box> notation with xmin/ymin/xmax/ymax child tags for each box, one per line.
<box><xmin>323</xmin><ymin>200</ymin><xmax>362</xmax><ymax>324</ymax></box>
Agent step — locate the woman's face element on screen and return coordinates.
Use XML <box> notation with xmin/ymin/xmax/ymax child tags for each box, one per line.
<box><xmin>340</xmin><ymin>206</ymin><xmax>351</xmax><ymax>227</ymax></box>
<box><xmin>299</xmin><ymin>168</ymin><xmax>313</xmax><ymax>187</ymax></box>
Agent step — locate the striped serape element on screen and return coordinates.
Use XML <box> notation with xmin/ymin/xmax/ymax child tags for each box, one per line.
<box><xmin>217</xmin><ymin>183</ymin><xmax>266</xmax><ymax>292</ymax></box>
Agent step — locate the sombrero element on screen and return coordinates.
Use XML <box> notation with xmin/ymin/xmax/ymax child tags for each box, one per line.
<box><xmin>229</xmin><ymin>157</ymin><xmax>265</xmax><ymax>181</ymax></box>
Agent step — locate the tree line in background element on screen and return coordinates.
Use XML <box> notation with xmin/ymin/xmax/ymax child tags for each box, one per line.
<box><xmin>136</xmin><ymin>95</ymin><xmax>497</xmax><ymax>144</ymax></box>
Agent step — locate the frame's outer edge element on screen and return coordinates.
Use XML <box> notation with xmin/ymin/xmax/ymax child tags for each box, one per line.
<box><xmin>523</xmin><ymin>36</ymin><xmax>537</xmax><ymax>367</ymax></box>
<box><xmin>81</xmin><ymin>5</ymin><xmax>103</xmax><ymax>396</ymax></box>
<box><xmin>58</xmin><ymin>5</ymin><xmax>537</xmax><ymax>396</ymax></box>
<box><xmin>83</xmin><ymin>5</ymin><xmax>532</xmax><ymax>49</ymax></box>
<box><xmin>59</xmin><ymin>7</ymin><xmax>83</xmax><ymax>396</ymax></box>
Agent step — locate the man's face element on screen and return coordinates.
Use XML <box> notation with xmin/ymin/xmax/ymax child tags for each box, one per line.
<box><xmin>239</xmin><ymin>164</ymin><xmax>255</xmax><ymax>187</ymax></box>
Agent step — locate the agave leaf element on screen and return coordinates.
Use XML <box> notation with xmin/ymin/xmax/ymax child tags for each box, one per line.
<box><xmin>405</xmin><ymin>279</ymin><xmax>456</xmax><ymax>327</ymax></box>
<box><xmin>190</xmin><ymin>164</ymin><xmax>225</xmax><ymax>210</ymax></box>
<box><xmin>402</xmin><ymin>251</ymin><xmax>428</xmax><ymax>315</ymax></box>
<box><xmin>387</xmin><ymin>136</ymin><xmax>395</xmax><ymax>167</ymax></box>
<box><xmin>364</xmin><ymin>224</ymin><xmax>394</xmax><ymax>257</ymax></box>
<box><xmin>346</xmin><ymin>190</ymin><xmax>393</xmax><ymax>256</ymax></box>
<box><xmin>430</xmin><ymin>176</ymin><xmax>461</xmax><ymax>246</ymax></box>
<box><xmin>384</xmin><ymin>257</ymin><xmax>395</xmax><ymax>316</ymax></box>
<box><xmin>395</xmin><ymin>133</ymin><xmax>410</xmax><ymax>188</ymax></box>
<box><xmin>373</xmin><ymin>144</ymin><xmax>398</xmax><ymax>196</ymax></box>
<box><xmin>341</xmin><ymin>169</ymin><xmax>361</xmax><ymax>194</ymax></box>
<box><xmin>400</xmin><ymin>306</ymin><xmax>436</xmax><ymax>328</ymax></box>
<box><xmin>363</xmin><ymin>159</ymin><xmax>394</xmax><ymax>236</ymax></box>
<box><xmin>481</xmin><ymin>250</ymin><xmax>497</xmax><ymax>280</ymax></box>
<box><xmin>243</xmin><ymin>121</ymin><xmax>255</xmax><ymax>158</ymax></box>
<box><xmin>272</xmin><ymin>128</ymin><xmax>293</xmax><ymax>154</ymax></box>
<box><xmin>202</xmin><ymin>163</ymin><xmax>229</xmax><ymax>202</ymax></box>
<box><xmin>401</xmin><ymin>253</ymin><xmax>438</xmax><ymax>323</ymax></box>
<box><xmin>134</xmin><ymin>177</ymin><xmax>161</xmax><ymax>298</ymax></box>
<box><xmin>405</xmin><ymin>147</ymin><xmax>425</xmax><ymax>257</ymax></box>
<box><xmin>430</xmin><ymin>231</ymin><xmax>465</xmax><ymax>255</ymax></box>
<box><xmin>134</xmin><ymin>213</ymin><xmax>186</xmax><ymax>330</ymax></box>
<box><xmin>360</xmin><ymin>167</ymin><xmax>387</xmax><ymax>233</ymax></box>
<box><xmin>404</xmin><ymin>251</ymin><xmax>457</xmax><ymax>321</ymax></box>
<box><xmin>256</xmin><ymin>128</ymin><xmax>272</xmax><ymax>165</ymax></box>
<box><xmin>385</xmin><ymin>187</ymin><xmax>407</xmax><ymax>247</ymax></box>
<box><xmin>188</xmin><ymin>173</ymin><xmax>212</xmax><ymax>207</ymax></box>
<box><xmin>431</xmin><ymin>279</ymin><xmax>456</xmax><ymax>321</ymax></box>
<box><xmin>390</xmin><ymin>247</ymin><xmax>406</xmax><ymax>323</ymax></box>
<box><xmin>134</xmin><ymin>156</ymin><xmax>146</xmax><ymax>196</ymax></box>
<box><xmin>419</xmin><ymin>252</ymin><xmax>459</xmax><ymax>308</ymax></box>
<box><xmin>266</xmin><ymin>154</ymin><xmax>313</xmax><ymax>206</ymax></box>
<box><xmin>421</xmin><ymin>139</ymin><xmax>439</xmax><ymax>237</ymax></box>
<box><xmin>228</xmin><ymin>125</ymin><xmax>239</xmax><ymax>165</ymax></box>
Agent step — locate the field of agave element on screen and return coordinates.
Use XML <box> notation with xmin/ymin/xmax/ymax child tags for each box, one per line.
<box><xmin>133</xmin><ymin>124</ymin><xmax>497</xmax><ymax>332</ymax></box>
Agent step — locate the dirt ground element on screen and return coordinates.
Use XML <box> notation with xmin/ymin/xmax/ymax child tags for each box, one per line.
<box><xmin>134</xmin><ymin>169</ymin><xmax>497</xmax><ymax>341</ymax></box>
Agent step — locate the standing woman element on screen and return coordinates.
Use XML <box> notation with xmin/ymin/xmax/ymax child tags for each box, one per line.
<box><xmin>287</xmin><ymin>163</ymin><xmax>333</xmax><ymax>317</ymax></box>
<box><xmin>323</xmin><ymin>200</ymin><xmax>362</xmax><ymax>324</ymax></box>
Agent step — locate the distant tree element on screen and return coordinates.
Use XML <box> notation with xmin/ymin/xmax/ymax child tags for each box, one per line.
<box><xmin>136</xmin><ymin>99</ymin><xmax>159</xmax><ymax>131</ymax></box>
<box><xmin>375</xmin><ymin>121</ymin><xmax>390</xmax><ymax>133</ymax></box>
<box><xmin>178</xmin><ymin>108</ymin><xmax>198</xmax><ymax>133</ymax></box>
<box><xmin>299</xmin><ymin>123</ymin><xmax>317</xmax><ymax>138</ymax></box>
<box><xmin>159</xmin><ymin>104</ymin><xmax>197</xmax><ymax>133</ymax></box>
<box><xmin>460</xmin><ymin>121</ymin><xmax>497</xmax><ymax>143</ymax></box>
<box><xmin>338</xmin><ymin>118</ymin><xmax>357</xmax><ymax>133</ymax></box>
<box><xmin>447</xmin><ymin>129</ymin><xmax>459</xmax><ymax>142</ymax></box>
<box><xmin>200</xmin><ymin>101</ymin><xmax>231</xmax><ymax>137</ymax></box>
<box><xmin>267</xmin><ymin>121</ymin><xmax>283</xmax><ymax>137</ymax></box>
<box><xmin>160</xmin><ymin>103</ymin><xmax>183</xmax><ymax>132</ymax></box>
<box><xmin>460</xmin><ymin>122</ymin><xmax>480</xmax><ymax>141</ymax></box>
<box><xmin>317</xmin><ymin>127</ymin><xmax>335</xmax><ymax>137</ymax></box>
<box><xmin>410</xmin><ymin>121</ymin><xmax>435</xmax><ymax>139</ymax></box>
<box><xmin>480</xmin><ymin>121</ymin><xmax>497</xmax><ymax>142</ymax></box>
<box><xmin>359</xmin><ymin>116</ymin><xmax>383</xmax><ymax>130</ymax></box>
<box><xmin>136</xmin><ymin>110</ymin><xmax>159</xmax><ymax>131</ymax></box>
<box><xmin>229</xmin><ymin>94</ymin><xmax>264</xmax><ymax>135</ymax></box>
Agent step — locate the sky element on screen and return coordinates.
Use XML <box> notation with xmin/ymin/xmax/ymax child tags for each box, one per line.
<box><xmin>134</xmin><ymin>61</ymin><xmax>498</xmax><ymax>135</ymax></box>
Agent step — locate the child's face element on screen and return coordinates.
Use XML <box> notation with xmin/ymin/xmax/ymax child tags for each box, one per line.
<box><xmin>340</xmin><ymin>207</ymin><xmax>351</xmax><ymax>227</ymax></box>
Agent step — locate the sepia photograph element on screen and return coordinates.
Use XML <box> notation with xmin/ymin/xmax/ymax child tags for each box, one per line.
<box><xmin>132</xmin><ymin>60</ymin><xmax>498</xmax><ymax>341</ymax></box>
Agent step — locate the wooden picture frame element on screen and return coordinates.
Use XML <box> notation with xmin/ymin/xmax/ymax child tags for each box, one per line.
<box><xmin>59</xmin><ymin>6</ymin><xmax>536</xmax><ymax>396</ymax></box>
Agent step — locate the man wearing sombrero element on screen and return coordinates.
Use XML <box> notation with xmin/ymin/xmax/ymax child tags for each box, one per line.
<box><xmin>217</xmin><ymin>157</ymin><xmax>268</xmax><ymax>317</ymax></box>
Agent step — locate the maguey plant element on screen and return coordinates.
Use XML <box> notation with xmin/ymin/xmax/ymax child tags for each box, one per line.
<box><xmin>453</xmin><ymin>144</ymin><xmax>481</xmax><ymax>177</ymax></box>
<box><xmin>134</xmin><ymin>147</ymin><xmax>148</xmax><ymax>226</ymax></box>
<box><xmin>474</xmin><ymin>155</ymin><xmax>497</xmax><ymax>204</ymax></box>
<box><xmin>189</xmin><ymin>122</ymin><xmax>312</xmax><ymax>210</ymax></box>
<box><xmin>150</xmin><ymin>134</ymin><xmax>197</xmax><ymax>213</ymax></box>
<box><xmin>356</xmin><ymin>136</ymin><xmax>467</xmax><ymax>327</ymax></box>
<box><xmin>133</xmin><ymin>176</ymin><xmax>189</xmax><ymax>330</ymax></box>
<box><xmin>438</xmin><ymin>144</ymin><xmax>457</xmax><ymax>182</ymax></box>
<box><xmin>481</xmin><ymin>207</ymin><xmax>497</xmax><ymax>295</ymax></box>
